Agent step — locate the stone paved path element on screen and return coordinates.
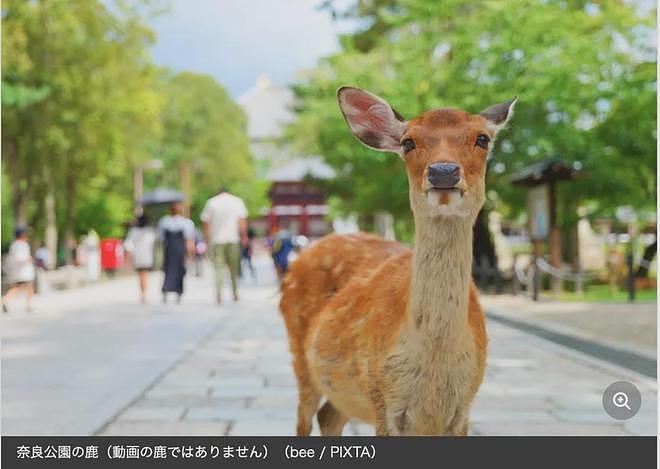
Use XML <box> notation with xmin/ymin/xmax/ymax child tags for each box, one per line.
<box><xmin>480</xmin><ymin>294</ymin><xmax>656</xmax><ymax>358</ymax></box>
<box><xmin>2</xmin><ymin>255</ymin><xmax>655</xmax><ymax>436</ymax></box>
<box><xmin>97</xmin><ymin>264</ymin><xmax>657</xmax><ymax>436</ymax></box>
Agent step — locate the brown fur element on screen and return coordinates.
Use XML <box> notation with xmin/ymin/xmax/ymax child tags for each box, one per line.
<box><xmin>280</xmin><ymin>88</ymin><xmax>515</xmax><ymax>436</ymax></box>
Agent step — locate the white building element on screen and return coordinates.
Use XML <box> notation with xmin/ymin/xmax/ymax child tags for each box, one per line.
<box><xmin>237</xmin><ymin>75</ymin><xmax>334</xmax><ymax>237</ymax></box>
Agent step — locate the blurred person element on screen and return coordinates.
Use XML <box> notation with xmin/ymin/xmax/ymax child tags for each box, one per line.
<box><xmin>34</xmin><ymin>245</ymin><xmax>51</xmax><ymax>270</ymax></box>
<box><xmin>200</xmin><ymin>187</ymin><xmax>248</xmax><ymax>304</ymax></box>
<box><xmin>75</xmin><ymin>237</ymin><xmax>87</xmax><ymax>271</ymax></box>
<box><xmin>124</xmin><ymin>214</ymin><xmax>157</xmax><ymax>304</ymax></box>
<box><xmin>240</xmin><ymin>225</ymin><xmax>256</xmax><ymax>280</ymax></box>
<box><xmin>81</xmin><ymin>229</ymin><xmax>101</xmax><ymax>282</ymax></box>
<box><xmin>2</xmin><ymin>227</ymin><xmax>36</xmax><ymax>313</ymax></box>
<box><xmin>193</xmin><ymin>228</ymin><xmax>207</xmax><ymax>277</ymax></box>
<box><xmin>33</xmin><ymin>243</ymin><xmax>52</xmax><ymax>294</ymax></box>
<box><xmin>270</xmin><ymin>222</ymin><xmax>293</xmax><ymax>280</ymax></box>
<box><xmin>158</xmin><ymin>202</ymin><xmax>195</xmax><ymax>303</ymax></box>
<box><xmin>607</xmin><ymin>245</ymin><xmax>625</xmax><ymax>293</ymax></box>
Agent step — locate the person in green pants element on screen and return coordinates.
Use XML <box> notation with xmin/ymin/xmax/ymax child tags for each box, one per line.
<box><xmin>201</xmin><ymin>187</ymin><xmax>248</xmax><ymax>304</ymax></box>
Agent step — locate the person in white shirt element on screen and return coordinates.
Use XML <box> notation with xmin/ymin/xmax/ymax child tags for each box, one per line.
<box><xmin>34</xmin><ymin>245</ymin><xmax>52</xmax><ymax>270</ymax></box>
<box><xmin>200</xmin><ymin>187</ymin><xmax>248</xmax><ymax>304</ymax></box>
<box><xmin>124</xmin><ymin>214</ymin><xmax>157</xmax><ymax>304</ymax></box>
<box><xmin>2</xmin><ymin>227</ymin><xmax>36</xmax><ymax>313</ymax></box>
<box><xmin>158</xmin><ymin>202</ymin><xmax>195</xmax><ymax>303</ymax></box>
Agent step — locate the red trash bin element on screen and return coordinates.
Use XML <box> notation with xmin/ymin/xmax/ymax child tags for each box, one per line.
<box><xmin>100</xmin><ymin>238</ymin><xmax>124</xmax><ymax>272</ymax></box>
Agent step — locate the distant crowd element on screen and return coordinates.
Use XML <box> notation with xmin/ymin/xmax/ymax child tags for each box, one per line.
<box><xmin>2</xmin><ymin>187</ymin><xmax>298</xmax><ymax>313</ymax></box>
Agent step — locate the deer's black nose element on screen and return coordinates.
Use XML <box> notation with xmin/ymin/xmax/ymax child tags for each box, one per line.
<box><xmin>427</xmin><ymin>163</ymin><xmax>461</xmax><ymax>189</ymax></box>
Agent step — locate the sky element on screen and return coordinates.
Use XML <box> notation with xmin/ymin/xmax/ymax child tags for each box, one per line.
<box><xmin>148</xmin><ymin>0</ymin><xmax>345</xmax><ymax>97</ymax></box>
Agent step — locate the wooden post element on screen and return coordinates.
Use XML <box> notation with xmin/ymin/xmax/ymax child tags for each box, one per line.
<box><xmin>575</xmin><ymin>260</ymin><xmax>585</xmax><ymax>297</ymax></box>
<box><xmin>548</xmin><ymin>181</ymin><xmax>562</xmax><ymax>296</ymax></box>
<box><xmin>512</xmin><ymin>253</ymin><xmax>520</xmax><ymax>296</ymax></box>
<box><xmin>626</xmin><ymin>252</ymin><xmax>635</xmax><ymax>303</ymax></box>
<box><xmin>532</xmin><ymin>239</ymin><xmax>542</xmax><ymax>301</ymax></box>
<box><xmin>300</xmin><ymin>204</ymin><xmax>309</xmax><ymax>237</ymax></box>
<box><xmin>268</xmin><ymin>208</ymin><xmax>277</xmax><ymax>234</ymax></box>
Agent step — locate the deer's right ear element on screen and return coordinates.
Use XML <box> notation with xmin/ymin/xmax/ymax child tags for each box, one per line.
<box><xmin>337</xmin><ymin>86</ymin><xmax>406</xmax><ymax>153</ymax></box>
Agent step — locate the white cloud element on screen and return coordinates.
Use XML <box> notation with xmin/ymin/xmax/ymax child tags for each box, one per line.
<box><xmin>148</xmin><ymin>0</ymin><xmax>342</xmax><ymax>96</ymax></box>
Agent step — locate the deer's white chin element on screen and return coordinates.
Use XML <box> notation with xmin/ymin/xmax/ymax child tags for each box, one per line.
<box><xmin>425</xmin><ymin>188</ymin><xmax>469</xmax><ymax>217</ymax></box>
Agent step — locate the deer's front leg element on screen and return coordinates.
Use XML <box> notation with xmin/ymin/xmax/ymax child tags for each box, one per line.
<box><xmin>448</xmin><ymin>405</ymin><xmax>471</xmax><ymax>436</ymax></box>
<box><xmin>374</xmin><ymin>400</ymin><xmax>408</xmax><ymax>436</ymax></box>
<box><xmin>370</xmin><ymin>387</ymin><xmax>399</xmax><ymax>436</ymax></box>
<box><xmin>373</xmin><ymin>398</ymin><xmax>390</xmax><ymax>436</ymax></box>
<box><xmin>375</xmin><ymin>415</ymin><xmax>401</xmax><ymax>436</ymax></box>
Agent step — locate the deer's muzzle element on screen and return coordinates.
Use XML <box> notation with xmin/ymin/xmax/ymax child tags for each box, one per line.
<box><xmin>427</xmin><ymin>162</ymin><xmax>461</xmax><ymax>189</ymax></box>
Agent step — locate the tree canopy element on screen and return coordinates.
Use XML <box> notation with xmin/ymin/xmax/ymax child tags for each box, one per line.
<box><xmin>289</xmin><ymin>0</ymin><xmax>656</xmax><ymax>239</ymax></box>
<box><xmin>2</xmin><ymin>0</ymin><xmax>263</xmax><ymax>253</ymax></box>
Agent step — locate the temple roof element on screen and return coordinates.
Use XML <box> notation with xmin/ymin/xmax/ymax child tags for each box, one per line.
<box><xmin>510</xmin><ymin>156</ymin><xmax>584</xmax><ymax>187</ymax></box>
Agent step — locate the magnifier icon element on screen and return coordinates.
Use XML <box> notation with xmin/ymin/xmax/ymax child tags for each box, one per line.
<box><xmin>612</xmin><ymin>391</ymin><xmax>631</xmax><ymax>410</ymax></box>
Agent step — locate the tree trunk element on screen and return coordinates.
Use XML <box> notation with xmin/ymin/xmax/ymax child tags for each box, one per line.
<box><xmin>45</xmin><ymin>186</ymin><xmax>58</xmax><ymax>269</ymax></box>
<box><xmin>63</xmin><ymin>157</ymin><xmax>77</xmax><ymax>264</ymax></box>
<box><xmin>5</xmin><ymin>141</ymin><xmax>28</xmax><ymax>227</ymax></box>
<box><xmin>374</xmin><ymin>211</ymin><xmax>395</xmax><ymax>240</ymax></box>
<box><xmin>472</xmin><ymin>207</ymin><xmax>497</xmax><ymax>288</ymax></box>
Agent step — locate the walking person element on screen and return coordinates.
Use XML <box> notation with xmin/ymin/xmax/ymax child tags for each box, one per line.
<box><xmin>158</xmin><ymin>202</ymin><xmax>195</xmax><ymax>303</ymax></box>
<box><xmin>200</xmin><ymin>187</ymin><xmax>248</xmax><ymax>304</ymax></box>
<box><xmin>270</xmin><ymin>222</ymin><xmax>293</xmax><ymax>281</ymax></box>
<box><xmin>34</xmin><ymin>244</ymin><xmax>52</xmax><ymax>270</ymax></box>
<box><xmin>124</xmin><ymin>214</ymin><xmax>157</xmax><ymax>304</ymax></box>
<box><xmin>193</xmin><ymin>228</ymin><xmax>207</xmax><ymax>277</ymax></box>
<box><xmin>2</xmin><ymin>227</ymin><xmax>36</xmax><ymax>313</ymax></box>
<box><xmin>240</xmin><ymin>225</ymin><xmax>256</xmax><ymax>280</ymax></box>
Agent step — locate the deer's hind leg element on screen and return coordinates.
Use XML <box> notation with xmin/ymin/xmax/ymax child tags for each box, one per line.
<box><xmin>293</xmin><ymin>357</ymin><xmax>321</xmax><ymax>436</ymax></box>
<box><xmin>317</xmin><ymin>401</ymin><xmax>349</xmax><ymax>436</ymax></box>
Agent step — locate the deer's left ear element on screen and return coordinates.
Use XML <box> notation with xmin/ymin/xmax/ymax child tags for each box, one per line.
<box><xmin>480</xmin><ymin>97</ymin><xmax>518</xmax><ymax>134</ymax></box>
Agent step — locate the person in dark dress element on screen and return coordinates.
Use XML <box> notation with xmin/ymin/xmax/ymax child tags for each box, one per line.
<box><xmin>157</xmin><ymin>202</ymin><xmax>195</xmax><ymax>303</ymax></box>
<box><xmin>240</xmin><ymin>225</ymin><xmax>256</xmax><ymax>280</ymax></box>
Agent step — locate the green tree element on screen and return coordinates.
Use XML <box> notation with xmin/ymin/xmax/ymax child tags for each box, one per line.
<box><xmin>2</xmin><ymin>0</ymin><xmax>162</xmax><ymax>253</ymax></box>
<box><xmin>289</xmin><ymin>0</ymin><xmax>656</xmax><ymax>242</ymax></box>
<box><xmin>157</xmin><ymin>71</ymin><xmax>266</xmax><ymax>220</ymax></box>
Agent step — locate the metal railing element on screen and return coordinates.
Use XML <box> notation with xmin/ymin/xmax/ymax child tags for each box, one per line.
<box><xmin>510</xmin><ymin>254</ymin><xmax>655</xmax><ymax>303</ymax></box>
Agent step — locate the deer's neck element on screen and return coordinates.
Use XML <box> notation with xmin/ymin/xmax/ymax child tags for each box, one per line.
<box><xmin>407</xmin><ymin>216</ymin><xmax>474</xmax><ymax>341</ymax></box>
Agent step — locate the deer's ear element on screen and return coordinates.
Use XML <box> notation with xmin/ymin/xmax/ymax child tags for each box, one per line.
<box><xmin>337</xmin><ymin>86</ymin><xmax>406</xmax><ymax>153</ymax></box>
<box><xmin>480</xmin><ymin>96</ymin><xmax>518</xmax><ymax>134</ymax></box>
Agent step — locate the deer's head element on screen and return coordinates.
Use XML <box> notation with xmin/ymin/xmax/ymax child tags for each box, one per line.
<box><xmin>337</xmin><ymin>87</ymin><xmax>516</xmax><ymax>221</ymax></box>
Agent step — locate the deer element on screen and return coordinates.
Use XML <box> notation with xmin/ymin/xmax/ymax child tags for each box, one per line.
<box><xmin>279</xmin><ymin>86</ymin><xmax>516</xmax><ymax>436</ymax></box>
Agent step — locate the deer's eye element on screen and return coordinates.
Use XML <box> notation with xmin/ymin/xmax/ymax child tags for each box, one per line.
<box><xmin>475</xmin><ymin>134</ymin><xmax>490</xmax><ymax>149</ymax></box>
<box><xmin>401</xmin><ymin>138</ymin><xmax>416</xmax><ymax>153</ymax></box>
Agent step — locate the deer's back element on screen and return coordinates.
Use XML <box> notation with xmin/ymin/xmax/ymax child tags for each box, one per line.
<box><xmin>279</xmin><ymin>233</ymin><xmax>406</xmax><ymax>353</ymax></box>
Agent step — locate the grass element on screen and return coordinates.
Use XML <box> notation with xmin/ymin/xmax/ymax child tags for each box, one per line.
<box><xmin>558</xmin><ymin>284</ymin><xmax>657</xmax><ymax>303</ymax></box>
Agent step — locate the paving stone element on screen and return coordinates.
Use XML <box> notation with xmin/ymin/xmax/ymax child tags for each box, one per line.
<box><xmin>117</xmin><ymin>406</ymin><xmax>186</xmax><ymax>422</ymax></box>
<box><xmin>622</xmin><ymin>415</ymin><xmax>657</xmax><ymax>436</ymax></box>
<box><xmin>470</xmin><ymin>422</ymin><xmax>631</xmax><ymax>436</ymax></box>
<box><xmin>158</xmin><ymin>376</ymin><xmax>265</xmax><ymax>389</ymax></box>
<box><xmin>100</xmin><ymin>421</ymin><xmax>229</xmax><ymax>436</ymax></box>
<box><xmin>185</xmin><ymin>405</ymin><xmax>291</xmax><ymax>422</ymax></box>
<box><xmin>144</xmin><ymin>387</ymin><xmax>210</xmax><ymax>400</ymax></box>
<box><xmin>347</xmin><ymin>421</ymin><xmax>376</xmax><ymax>436</ymax></box>
<box><xmin>227</xmin><ymin>419</ymin><xmax>295</xmax><ymax>436</ymax></box>
<box><xmin>472</xmin><ymin>396</ymin><xmax>556</xmax><ymax>412</ymax></box>
<box><xmin>248</xmin><ymin>395</ymin><xmax>298</xmax><ymax>410</ymax></box>
<box><xmin>210</xmin><ymin>384</ymin><xmax>293</xmax><ymax>399</ymax></box>
<box><xmin>134</xmin><ymin>396</ymin><xmax>248</xmax><ymax>408</ymax></box>
<box><xmin>263</xmin><ymin>374</ymin><xmax>297</xmax><ymax>387</ymax></box>
<box><xmin>472</xmin><ymin>410</ymin><xmax>558</xmax><ymax>424</ymax></box>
